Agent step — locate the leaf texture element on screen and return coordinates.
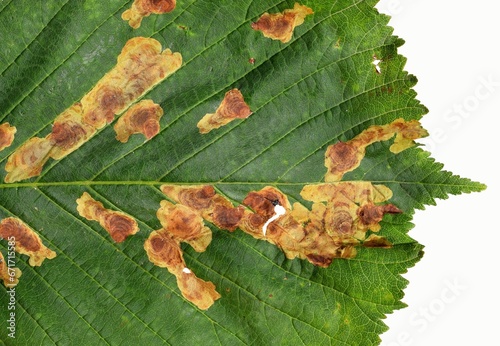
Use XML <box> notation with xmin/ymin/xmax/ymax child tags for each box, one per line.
<box><xmin>0</xmin><ymin>0</ymin><xmax>485</xmax><ymax>345</ymax></box>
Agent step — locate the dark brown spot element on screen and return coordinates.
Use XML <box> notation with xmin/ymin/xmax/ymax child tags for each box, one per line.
<box><xmin>50</xmin><ymin>122</ymin><xmax>87</xmax><ymax>150</ymax></box>
<box><xmin>144</xmin><ymin>0</ymin><xmax>176</xmax><ymax>13</ymax></box>
<box><xmin>363</xmin><ymin>235</ymin><xmax>392</xmax><ymax>248</ymax></box>
<box><xmin>306</xmin><ymin>253</ymin><xmax>332</xmax><ymax>267</ymax></box>
<box><xmin>326</xmin><ymin>141</ymin><xmax>359</xmax><ymax>174</ymax></box>
<box><xmin>357</xmin><ymin>203</ymin><xmax>401</xmax><ymax>227</ymax></box>
<box><xmin>220</xmin><ymin>89</ymin><xmax>252</xmax><ymax>119</ymax></box>
<box><xmin>212</xmin><ymin>205</ymin><xmax>245</xmax><ymax>231</ymax></box>
<box><xmin>326</xmin><ymin>209</ymin><xmax>354</xmax><ymax>235</ymax></box>
<box><xmin>103</xmin><ymin>213</ymin><xmax>137</xmax><ymax>243</ymax></box>
<box><xmin>0</xmin><ymin>218</ymin><xmax>41</xmax><ymax>252</ymax></box>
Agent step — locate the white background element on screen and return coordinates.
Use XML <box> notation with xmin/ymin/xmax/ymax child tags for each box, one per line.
<box><xmin>375</xmin><ymin>1</ymin><xmax>499</xmax><ymax>345</ymax></box>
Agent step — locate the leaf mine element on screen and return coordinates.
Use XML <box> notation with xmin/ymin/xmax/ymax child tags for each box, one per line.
<box><xmin>0</xmin><ymin>251</ymin><xmax>22</xmax><ymax>287</ymax></box>
<box><xmin>0</xmin><ymin>123</ymin><xmax>16</xmax><ymax>151</ymax></box>
<box><xmin>251</xmin><ymin>2</ymin><xmax>314</xmax><ymax>43</ymax></box>
<box><xmin>197</xmin><ymin>89</ymin><xmax>252</xmax><ymax>134</ymax></box>
<box><xmin>0</xmin><ymin>217</ymin><xmax>57</xmax><ymax>267</ymax></box>
<box><xmin>4</xmin><ymin>37</ymin><xmax>182</xmax><ymax>183</ymax></box>
<box><xmin>160</xmin><ymin>182</ymin><xmax>398</xmax><ymax>269</ymax></box>
<box><xmin>156</xmin><ymin>200</ymin><xmax>212</xmax><ymax>252</ymax></box>
<box><xmin>144</xmin><ymin>201</ymin><xmax>221</xmax><ymax>310</ymax></box>
<box><xmin>76</xmin><ymin>192</ymin><xmax>139</xmax><ymax>243</ymax></box>
<box><xmin>122</xmin><ymin>0</ymin><xmax>176</xmax><ymax>29</ymax></box>
<box><xmin>325</xmin><ymin>118</ymin><xmax>428</xmax><ymax>181</ymax></box>
<box><xmin>113</xmin><ymin>99</ymin><xmax>163</xmax><ymax>143</ymax></box>
<box><xmin>4</xmin><ymin>137</ymin><xmax>52</xmax><ymax>183</ymax></box>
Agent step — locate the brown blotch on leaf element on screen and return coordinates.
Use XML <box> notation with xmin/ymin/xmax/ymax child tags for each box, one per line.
<box><xmin>157</xmin><ymin>200</ymin><xmax>212</xmax><ymax>252</ymax></box>
<box><xmin>0</xmin><ymin>123</ymin><xmax>16</xmax><ymax>151</ymax></box>
<box><xmin>212</xmin><ymin>204</ymin><xmax>245</xmax><ymax>231</ymax></box>
<box><xmin>76</xmin><ymin>192</ymin><xmax>139</xmax><ymax>243</ymax></box>
<box><xmin>122</xmin><ymin>0</ymin><xmax>176</xmax><ymax>29</ymax></box>
<box><xmin>114</xmin><ymin>99</ymin><xmax>163</xmax><ymax>143</ymax></box>
<box><xmin>325</xmin><ymin>118</ymin><xmax>428</xmax><ymax>181</ymax></box>
<box><xmin>4</xmin><ymin>37</ymin><xmax>182</xmax><ymax>183</ymax></box>
<box><xmin>0</xmin><ymin>251</ymin><xmax>22</xmax><ymax>287</ymax></box>
<box><xmin>357</xmin><ymin>203</ymin><xmax>402</xmax><ymax>232</ymax></box>
<box><xmin>363</xmin><ymin>234</ymin><xmax>393</xmax><ymax>248</ymax></box>
<box><xmin>197</xmin><ymin>89</ymin><xmax>252</xmax><ymax>134</ymax></box>
<box><xmin>47</xmin><ymin>102</ymin><xmax>97</xmax><ymax>160</ymax></box>
<box><xmin>0</xmin><ymin>217</ymin><xmax>56</xmax><ymax>267</ymax></box>
<box><xmin>251</xmin><ymin>3</ymin><xmax>314</xmax><ymax>43</ymax></box>
<box><xmin>144</xmin><ymin>229</ymin><xmax>220</xmax><ymax>310</ymax></box>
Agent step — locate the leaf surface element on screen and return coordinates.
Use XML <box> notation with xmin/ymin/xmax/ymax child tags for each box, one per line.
<box><xmin>0</xmin><ymin>0</ymin><xmax>485</xmax><ymax>345</ymax></box>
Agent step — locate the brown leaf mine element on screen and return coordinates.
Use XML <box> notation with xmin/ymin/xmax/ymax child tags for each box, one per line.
<box><xmin>144</xmin><ymin>229</ymin><xmax>220</xmax><ymax>310</ymax></box>
<box><xmin>4</xmin><ymin>37</ymin><xmax>182</xmax><ymax>183</ymax></box>
<box><xmin>0</xmin><ymin>217</ymin><xmax>56</xmax><ymax>267</ymax></box>
<box><xmin>197</xmin><ymin>89</ymin><xmax>252</xmax><ymax>134</ymax></box>
<box><xmin>76</xmin><ymin>192</ymin><xmax>139</xmax><ymax>243</ymax></box>
<box><xmin>0</xmin><ymin>251</ymin><xmax>22</xmax><ymax>287</ymax></box>
<box><xmin>81</xmin><ymin>37</ymin><xmax>181</xmax><ymax>130</ymax></box>
<box><xmin>122</xmin><ymin>0</ymin><xmax>176</xmax><ymax>29</ymax></box>
<box><xmin>325</xmin><ymin>118</ymin><xmax>428</xmax><ymax>181</ymax></box>
<box><xmin>48</xmin><ymin>102</ymin><xmax>96</xmax><ymax>160</ymax></box>
<box><xmin>0</xmin><ymin>123</ymin><xmax>16</xmax><ymax>151</ymax></box>
<box><xmin>156</xmin><ymin>200</ymin><xmax>212</xmax><ymax>252</ymax></box>
<box><xmin>251</xmin><ymin>3</ymin><xmax>314</xmax><ymax>43</ymax></box>
<box><xmin>114</xmin><ymin>99</ymin><xmax>163</xmax><ymax>143</ymax></box>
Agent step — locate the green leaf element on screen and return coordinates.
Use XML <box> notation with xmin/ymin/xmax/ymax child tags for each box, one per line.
<box><xmin>0</xmin><ymin>1</ymin><xmax>485</xmax><ymax>345</ymax></box>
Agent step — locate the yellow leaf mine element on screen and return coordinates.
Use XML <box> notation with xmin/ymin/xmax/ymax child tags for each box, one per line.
<box><xmin>0</xmin><ymin>251</ymin><xmax>22</xmax><ymax>287</ymax></box>
<box><xmin>76</xmin><ymin>192</ymin><xmax>139</xmax><ymax>243</ymax></box>
<box><xmin>114</xmin><ymin>99</ymin><xmax>163</xmax><ymax>143</ymax></box>
<box><xmin>197</xmin><ymin>89</ymin><xmax>252</xmax><ymax>134</ymax></box>
<box><xmin>4</xmin><ymin>37</ymin><xmax>182</xmax><ymax>183</ymax></box>
<box><xmin>0</xmin><ymin>123</ymin><xmax>16</xmax><ymax>151</ymax></box>
<box><xmin>122</xmin><ymin>0</ymin><xmax>176</xmax><ymax>29</ymax></box>
<box><xmin>251</xmin><ymin>3</ymin><xmax>314</xmax><ymax>43</ymax></box>
<box><xmin>325</xmin><ymin>118</ymin><xmax>428</xmax><ymax>181</ymax></box>
<box><xmin>0</xmin><ymin>217</ymin><xmax>57</xmax><ymax>267</ymax></box>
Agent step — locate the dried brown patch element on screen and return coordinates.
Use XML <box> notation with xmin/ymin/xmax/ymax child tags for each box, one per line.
<box><xmin>76</xmin><ymin>192</ymin><xmax>139</xmax><ymax>243</ymax></box>
<box><xmin>114</xmin><ymin>99</ymin><xmax>163</xmax><ymax>143</ymax></box>
<box><xmin>4</xmin><ymin>37</ymin><xmax>182</xmax><ymax>183</ymax></box>
<box><xmin>251</xmin><ymin>3</ymin><xmax>313</xmax><ymax>43</ymax></box>
<box><xmin>48</xmin><ymin>102</ymin><xmax>96</xmax><ymax>160</ymax></box>
<box><xmin>0</xmin><ymin>217</ymin><xmax>56</xmax><ymax>267</ymax></box>
<box><xmin>0</xmin><ymin>123</ymin><xmax>16</xmax><ymax>151</ymax></box>
<box><xmin>144</xmin><ymin>228</ymin><xmax>220</xmax><ymax>310</ymax></box>
<box><xmin>157</xmin><ymin>200</ymin><xmax>212</xmax><ymax>252</ymax></box>
<box><xmin>122</xmin><ymin>0</ymin><xmax>176</xmax><ymax>29</ymax></box>
<box><xmin>325</xmin><ymin>118</ymin><xmax>428</xmax><ymax>181</ymax></box>
<box><xmin>197</xmin><ymin>89</ymin><xmax>252</xmax><ymax>134</ymax></box>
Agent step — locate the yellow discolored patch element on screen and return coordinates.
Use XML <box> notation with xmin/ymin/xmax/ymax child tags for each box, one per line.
<box><xmin>144</xmin><ymin>217</ymin><xmax>220</xmax><ymax>310</ymax></box>
<box><xmin>4</xmin><ymin>37</ymin><xmax>182</xmax><ymax>183</ymax></box>
<box><xmin>0</xmin><ymin>217</ymin><xmax>57</xmax><ymax>267</ymax></box>
<box><xmin>251</xmin><ymin>3</ymin><xmax>314</xmax><ymax>43</ymax></box>
<box><xmin>197</xmin><ymin>89</ymin><xmax>252</xmax><ymax>134</ymax></box>
<box><xmin>0</xmin><ymin>123</ymin><xmax>16</xmax><ymax>152</ymax></box>
<box><xmin>122</xmin><ymin>0</ymin><xmax>176</xmax><ymax>29</ymax></box>
<box><xmin>325</xmin><ymin>118</ymin><xmax>428</xmax><ymax>181</ymax></box>
<box><xmin>0</xmin><ymin>251</ymin><xmax>22</xmax><ymax>287</ymax></box>
<box><xmin>114</xmin><ymin>99</ymin><xmax>163</xmax><ymax>143</ymax></box>
<box><xmin>76</xmin><ymin>192</ymin><xmax>139</xmax><ymax>243</ymax></box>
<box><xmin>4</xmin><ymin>137</ymin><xmax>52</xmax><ymax>183</ymax></box>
